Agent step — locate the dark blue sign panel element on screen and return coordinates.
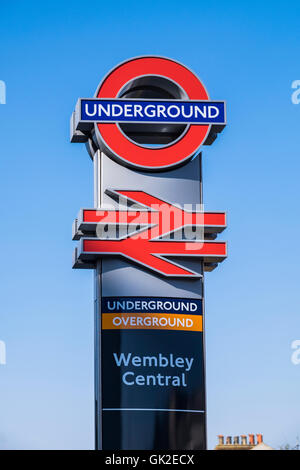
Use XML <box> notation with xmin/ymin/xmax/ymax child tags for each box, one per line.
<box><xmin>101</xmin><ymin>296</ymin><xmax>206</xmax><ymax>450</ymax></box>
<box><xmin>79</xmin><ymin>99</ymin><xmax>226</xmax><ymax>125</ymax></box>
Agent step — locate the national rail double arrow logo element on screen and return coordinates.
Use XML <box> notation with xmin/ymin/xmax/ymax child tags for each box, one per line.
<box><xmin>73</xmin><ymin>190</ymin><xmax>227</xmax><ymax>277</ymax></box>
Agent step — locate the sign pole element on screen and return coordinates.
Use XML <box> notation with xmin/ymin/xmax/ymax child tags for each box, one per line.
<box><xmin>94</xmin><ymin>260</ymin><xmax>101</xmax><ymax>450</ymax></box>
<box><xmin>94</xmin><ymin>150</ymin><xmax>102</xmax><ymax>450</ymax></box>
<box><xmin>92</xmin><ymin>151</ymin><xmax>209</xmax><ymax>450</ymax></box>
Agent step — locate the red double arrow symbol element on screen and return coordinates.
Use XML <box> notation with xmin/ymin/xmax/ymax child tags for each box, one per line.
<box><xmin>74</xmin><ymin>190</ymin><xmax>227</xmax><ymax>277</ymax></box>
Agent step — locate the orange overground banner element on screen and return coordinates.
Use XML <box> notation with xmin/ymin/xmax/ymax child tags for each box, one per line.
<box><xmin>102</xmin><ymin>312</ymin><xmax>203</xmax><ymax>332</ymax></box>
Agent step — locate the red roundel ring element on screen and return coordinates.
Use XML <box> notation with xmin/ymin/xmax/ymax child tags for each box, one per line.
<box><xmin>95</xmin><ymin>56</ymin><xmax>210</xmax><ymax>171</ymax></box>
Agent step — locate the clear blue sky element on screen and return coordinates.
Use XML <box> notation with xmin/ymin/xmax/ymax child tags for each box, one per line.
<box><xmin>1</xmin><ymin>0</ymin><xmax>300</xmax><ymax>450</ymax></box>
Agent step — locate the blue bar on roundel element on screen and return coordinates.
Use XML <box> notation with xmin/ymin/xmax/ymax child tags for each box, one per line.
<box><xmin>80</xmin><ymin>99</ymin><xmax>226</xmax><ymax>125</ymax></box>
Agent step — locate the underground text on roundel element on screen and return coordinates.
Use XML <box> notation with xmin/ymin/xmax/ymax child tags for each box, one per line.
<box><xmin>113</xmin><ymin>352</ymin><xmax>194</xmax><ymax>387</ymax></box>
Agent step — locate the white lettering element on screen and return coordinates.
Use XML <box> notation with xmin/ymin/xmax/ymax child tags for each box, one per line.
<box><xmin>157</xmin><ymin>104</ymin><xmax>167</xmax><ymax>117</ymax></box>
<box><xmin>167</xmin><ymin>105</ymin><xmax>180</xmax><ymax>118</ymax></box>
<box><xmin>98</xmin><ymin>103</ymin><xmax>110</xmax><ymax>116</ymax></box>
<box><xmin>112</xmin><ymin>104</ymin><xmax>123</xmax><ymax>117</ymax></box>
<box><xmin>195</xmin><ymin>105</ymin><xmax>207</xmax><ymax>118</ymax></box>
<box><xmin>124</xmin><ymin>104</ymin><xmax>133</xmax><ymax>117</ymax></box>
<box><xmin>208</xmin><ymin>105</ymin><xmax>219</xmax><ymax>118</ymax></box>
<box><xmin>144</xmin><ymin>104</ymin><xmax>156</xmax><ymax>117</ymax></box>
<box><xmin>85</xmin><ymin>103</ymin><xmax>97</xmax><ymax>117</ymax></box>
<box><xmin>133</xmin><ymin>104</ymin><xmax>143</xmax><ymax>117</ymax></box>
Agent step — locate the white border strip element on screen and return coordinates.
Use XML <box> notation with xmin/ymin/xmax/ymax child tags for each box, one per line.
<box><xmin>102</xmin><ymin>408</ymin><xmax>205</xmax><ymax>413</ymax></box>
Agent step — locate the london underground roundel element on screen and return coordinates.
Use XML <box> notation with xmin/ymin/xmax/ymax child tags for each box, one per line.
<box><xmin>72</xmin><ymin>56</ymin><xmax>226</xmax><ymax>171</ymax></box>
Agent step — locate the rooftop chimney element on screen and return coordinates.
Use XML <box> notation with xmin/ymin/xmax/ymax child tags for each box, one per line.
<box><xmin>249</xmin><ymin>434</ymin><xmax>255</xmax><ymax>446</ymax></box>
<box><xmin>217</xmin><ymin>435</ymin><xmax>224</xmax><ymax>446</ymax></box>
<box><xmin>226</xmin><ymin>436</ymin><xmax>232</xmax><ymax>445</ymax></box>
<box><xmin>256</xmin><ymin>434</ymin><xmax>263</xmax><ymax>444</ymax></box>
<box><xmin>233</xmin><ymin>436</ymin><xmax>239</xmax><ymax>445</ymax></box>
<box><xmin>241</xmin><ymin>435</ymin><xmax>247</xmax><ymax>445</ymax></box>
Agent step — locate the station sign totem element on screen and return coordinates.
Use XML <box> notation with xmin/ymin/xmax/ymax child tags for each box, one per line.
<box><xmin>71</xmin><ymin>56</ymin><xmax>227</xmax><ymax>450</ymax></box>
